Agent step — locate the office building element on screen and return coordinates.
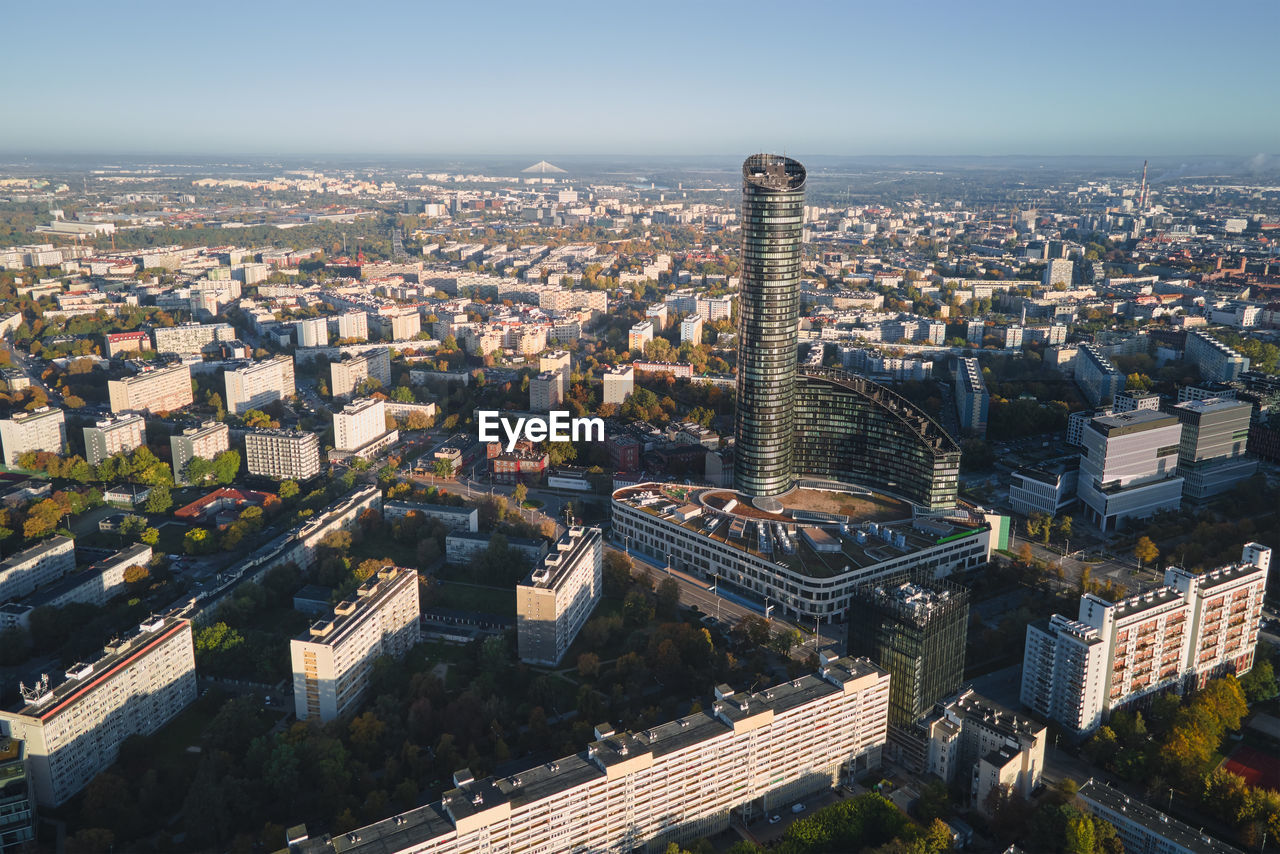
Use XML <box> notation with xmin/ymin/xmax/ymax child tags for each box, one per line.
<box><xmin>151</xmin><ymin>322</ymin><xmax>235</xmax><ymax>356</ymax></box>
<box><xmin>0</xmin><ymin>537</ymin><xmax>75</xmax><ymax>605</ymax></box>
<box><xmin>224</xmin><ymin>355</ymin><xmax>295</xmax><ymax>415</ymax></box>
<box><xmin>332</xmin><ymin>310</ymin><xmax>369</xmax><ymax>342</ymax></box>
<box><xmin>602</xmin><ymin>365</ymin><xmax>634</xmax><ymax>405</ymax></box>
<box><xmin>849</xmin><ymin>577</ymin><xmax>968</xmax><ymax>767</ymax></box>
<box><xmin>291</xmin><ymin>566</ymin><xmax>419</xmax><ymax>722</ymax></box>
<box><xmin>330</xmin><ymin>350</ymin><xmax>391</xmax><ymax>399</ymax></box>
<box><xmin>1021</xmin><ymin>544</ymin><xmax>1269</xmax><ymax>733</ymax></box>
<box><xmin>1185</xmin><ymin>330</ymin><xmax>1248</xmax><ymax>382</ymax></box>
<box><xmin>0</xmin><ymin>617</ymin><xmax>196</xmax><ymax>806</ymax></box>
<box><xmin>528</xmin><ymin>371</ymin><xmax>563</xmax><ymax>412</ymax></box>
<box><xmin>627</xmin><ymin>319</ymin><xmax>654</xmax><ymax>352</ymax></box>
<box><xmin>1009</xmin><ymin>460</ymin><xmax>1079</xmax><ymax>518</ymax></box>
<box><xmin>108</xmin><ymin>363</ymin><xmax>193</xmax><ymax>414</ymax></box>
<box><xmin>245</xmin><ymin>429</ymin><xmax>322</xmax><ymax>480</ymax></box>
<box><xmin>1077</xmin><ymin>780</ymin><xmax>1240</xmax><ymax>854</ymax></box>
<box><xmin>953</xmin><ymin>358</ymin><xmax>989</xmax><ymax>437</ymax></box>
<box><xmin>332</xmin><ymin>398</ymin><xmax>398</xmax><ymax>461</ymax></box>
<box><xmin>295</xmin><ymin>316</ymin><xmax>328</xmax><ymax>347</ymax></box>
<box><xmin>1174</xmin><ymin>398</ymin><xmax>1257</xmax><ymax>501</ymax></box>
<box><xmin>1077</xmin><ymin>410</ymin><xmax>1184</xmax><ymax>532</ymax></box>
<box><xmin>1043</xmin><ymin>258</ymin><xmax>1074</xmax><ymax>287</ymax></box>
<box><xmin>540</xmin><ymin>350</ymin><xmax>571</xmax><ymax>398</ymax></box>
<box><xmin>0</xmin><ymin>407</ymin><xmax>67</xmax><ymax>467</ymax></box>
<box><xmin>1113</xmin><ymin>390</ymin><xmax>1161</xmax><ymax>413</ymax></box>
<box><xmin>0</xmin><ymin>737</ymin><xmax>34</xmax><ymax>851</ymax></box>
<box><xmin>792</xmin><ymin>369</ymin><xmax>960</xmax><ymax>511</ymax></box>
<box><xmin>679</xmin><ymin>313</ymin><xmax>704</xmax><ymax>345</ymax></box>
<box><xmin>287</xmin><ymin>653</ymin><xmax>890</xmax><ymax>854</ymax></box>
<box><xmin>170</xmin><ymin>420</ymin><xmax>230</xmax><ymax>484</ymax></box>
<box><xmin>1074</xmin><ymin>343</ymin><xmax>1125</xmax><ymax>407</ymax></box>
<box><xmin>516</xmin><ymin>526</ymin><xmax>602</xmax><ymax>666</ymax></box>
<box><xmin>735</xmin><ymin>154</ymin><xmax>805</xmax><ymax>502</ymax></box>
<box><xmin>612</xmin><ymin>483</ymin><xmax>1000</xmax><ymax>621</ymax></box>
<box><xmin>82</xmin><ymin>414</ymin><xmax>145</xmax><ymax>466</ymax></box>
<box><xmin>924</xmin><ymin>690</ymin><xmax>1045</xmax><ymax>816</ymax></box>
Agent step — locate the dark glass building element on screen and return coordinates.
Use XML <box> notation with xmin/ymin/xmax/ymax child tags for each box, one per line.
<box><xmin>848</xmin><ymin>574</ymin><xmax>969</xmax><ymax>728</ymax></box>
<box><xmin>734</xmin><ymin>154</ymin><xmax>805</xmax><ymax>501</ymax></box>
<box><xmin>794</xmin><ymin>368</ymin><xmax>961</xmax><ymax>510</ymax></box>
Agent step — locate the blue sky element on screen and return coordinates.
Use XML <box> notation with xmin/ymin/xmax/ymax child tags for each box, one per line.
<box><xmin>5</xmin><ymin>0</ymin><xmax>1278</xmax><ymax>156</ymax></box>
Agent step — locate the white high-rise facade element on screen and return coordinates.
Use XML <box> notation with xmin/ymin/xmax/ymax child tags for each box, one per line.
<box><xmin>224</xmin><ymin>355</ymin><xmax>295</xmax><ymax>415</ymax></box>
<box><xmin>516</xmin><ymin>527</ymin><xmax>602</xmax><ymax>666</ymax></box>
<box><xmin>108</xmin><ymin>363</ymin><xmax>193</xmax><ymax>414</ymax></box>
<box><xmin>83</xmin><ymin>414</ymin><xmax>145</xmax><ymax>465</ymax></box>
<box><xmin>0</xmin><ymin>407</ymin><xmax>67</xmax><ymax>466</ymax></box>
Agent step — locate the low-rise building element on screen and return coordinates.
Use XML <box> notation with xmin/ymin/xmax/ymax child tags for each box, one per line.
<box><xmin>1077</xmin><ymin>779</ymin><xmax>1239</xmax><ymax>854</ymax></box>
<box><xmin>0</xmin><ymin>537</ymin><xmax>76</xmax><ymax>605</ymax></box>
<box><xmin>383</xmin><ymin>501</ymin><xmax>478</xmax><ymax>533</ymax></box>
<box><xmin>446</xmin><ymin>531</ymin><xmax>548</xmax><ymax>566</ymax></box>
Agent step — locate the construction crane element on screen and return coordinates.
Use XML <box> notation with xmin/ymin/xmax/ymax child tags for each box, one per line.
<box><xmin>1138</xmin><ymin>160</ymin><xmax>1148</xmax><ymax>212</ymax></box>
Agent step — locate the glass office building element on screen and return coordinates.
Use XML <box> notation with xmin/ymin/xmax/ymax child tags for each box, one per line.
<box><xmin>794</xmin><ymin>368</ymin><xmax>961</xmax><ymax>510</ymax></box>
<box><xmin>734</xmin><ymin>154</ymin><xmax>806</xmax><ymax>500</ymax></box>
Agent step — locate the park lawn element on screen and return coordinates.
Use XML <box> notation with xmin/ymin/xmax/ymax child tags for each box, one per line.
<box><xmin>438</xmin><ymin>581</ymin><xmax>515</xmax><ymax>616</ymax></box>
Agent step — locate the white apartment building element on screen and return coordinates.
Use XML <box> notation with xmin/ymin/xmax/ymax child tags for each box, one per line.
<box><xmin>529</xmin><ymin>371</ymin><xmax>562</xmax><ymax>412</ymax></box>
<box><xmin>291</xmin><ymin>566</ymin><xmax>420</xmax><ymax>722</ymax></box>
<box><xmin>1043</xmin><ymin>258</ymin><xmax>1074</xmax><ymax>287</ymax></box>
<box><xmin>516</xmin><ymin>527</ymin><xmax>602</xmax><ymax>666</ymax></box>
<box><xmin>0</xmin><ymin>537</ymin><xmax>76</xmax><ymax>605</ymax></box>
<box><xmin>628</xmin><ymin>320</ymin><xmax>654</xmax><ymax>352</ymax></box>
<box><xmin>151</xmin><ymin>322</ymin><xmax>235</xmax><ymax>355</ymax></box>
<box><xmin>679</xmin><ymin>314</ymin><xmax>704</xmax><ymax>345</ymax></box>
<box><xmin>288</xmin><ymin>652</ymin><xmax>889</xmax><ymax>854</ymax></box>
<box><xmin>332</xmin><ymin>310</ymin><xmax>369</xmax><ymax>342</ymax></box>
<box><xmin>224</xmin><ymin>355</ymin><xmax>295</xmax><ymax>415</ymax></box>
<box><xmin>1021</xmin><ymin>544</ymin><xmax>1269</xmax><ymax>734</ymax></box>
<box><xmin>603</xmin><ymin>365</ymin><xmax>634</xmax><ymax>405</ymax></box>
<box><xmin>1078</xmin><ymin>779</ymin><xmax>1241</xmax><ymax>854</ymax></box>
<box><xmin>645</xmin><ymin>303</ymin><xmax>669</xmax><ymax>329</ymax></box>
<box><xmin>330</xmin><ymin>350</ymin><xmax>392</xmax><ymax>398</ymax></box>
<box><xmin>279</xmin><ymin>486</ymin><xmax>382</xmax><ymax>571</ymax></box>
<box><xmin>170</xmin><ymin>421</ymin><xmax>230</xmax><ymax>484</ymax></box>
<box><xmin>0</xmin><ymin>407</ymin><xmax>67</xmax><ymax>467</ymax></box>
<box><xmin>1184</xmin><ymin>329</ymin><xmax>1248</xmax><ymax>383</ymax></box>
<box><xmin>295</xmin><ymin>316</ymin><xmax>328</xmax><ymax>348</ymax></box>
<box><xmin>383</xmin><ymin>501</ymin><xmax>478</xmax><ymax>533</ymax></box>
<box><xmin>372</xmin><ymin>311</ymin><xmax>420</xmax><ymax>342</ymax></box>
<box><xmin>332</xmin><ymin>398</ymin><xmax>397</xmax><ymax>460</ymax></box>
<box><xmin>82</xmin><ymin>414</ymin><xmax>145</xmax><ymax>466</ymax></box>
<box><xmin>0</xmin><ymin>617</ymin><xmax>197</xmax><ymax>806</ymax></box>
<box><xmin>108</xmin><ymin>363</ymin><xmax>193</xmax><ymax>415</ymax></box>
<box><xmin>245</xmin><ymin>430</ymin><xmax>322</xmax><ymax>480</ymax></box>
<box><xmin>1077</xmin><ymin>410</ymin><xmax>1184</xmax><ymax>532</ymax></box>
<box><xmin>0</xmin><ymin>544</ymin><xmax>156</xmax><ymax>631</ymax></box>
<box><xmin>540</xmin><ymin>350</ymin><xmax>571</xmax><ymax>398</ymax></box>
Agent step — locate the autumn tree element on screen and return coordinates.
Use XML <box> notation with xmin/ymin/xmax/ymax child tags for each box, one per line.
<box><xmin>1135</xmin><ymin>536</ymin><xmax>1159</xmax><ymax>569</ymax></box>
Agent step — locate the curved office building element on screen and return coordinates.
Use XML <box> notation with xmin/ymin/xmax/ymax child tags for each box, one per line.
<box><xmin>735</xmin><ymin>154</ymin><xmax>806</xmax><ymax>500</ymax></box>
<box><xmin>794</xmin><ymin>368</ymin><xmax>961</xmax><ymax>510</ymax></box>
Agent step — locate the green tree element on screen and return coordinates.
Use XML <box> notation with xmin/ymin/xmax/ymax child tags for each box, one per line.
<box><xmin>512</xmin><ymin>482</ymin><xmax>528</xmax><ymax>506</ymax></box>
<box><xmin>211</xmin><ymin>450</ymin><xmax>240</xmax><ymax>484</ymax></box>
<box><xmin>144</xmin><ymin>484</ymin><xmax>172</xmax><ymax>514</ymax></box>
<box><xmin>140</xmin><ymin>527</ymin><xmax>160</xmax><ymax>545</ymax></box>
<box><xmin>656</xmin><ymin>576</ymin><xmax>681</xmax><ymax>617</ymax></box>
<box><xmin>278</xmin><ymin>479</ymin><xmax>300</xmax><ymax>499</ymax></box>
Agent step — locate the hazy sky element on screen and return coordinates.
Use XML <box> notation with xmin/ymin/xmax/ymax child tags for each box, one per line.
<box><xmin>6</xmin><ymin>0</ymin><xmax>1278</xmax><ymax>156</ymax></box>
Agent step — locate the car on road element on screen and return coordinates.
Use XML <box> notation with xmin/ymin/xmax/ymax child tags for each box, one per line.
<box><xmin>791</xmin><ymin>803</ymin><xmax>806</xmax><ymax>814</ymax></box>
<box><xmin>768</xmin><ymin>815</ymin><xmax>782</xmax><ymax>825</ymax></box>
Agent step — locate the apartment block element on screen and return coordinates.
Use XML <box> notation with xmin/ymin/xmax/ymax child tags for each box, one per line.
<box><xmin>1185</xmin><ymin>329</ymin><xmax>1248</xmax><ymax>383</ymax></box>
<box><xmin>1077</xmin><ymin>779</ymin><xmax>1240</xmax><ymax>854</ymax></box>
<box><xmin>1173</xmin><ymin>398</ymin><xmax>1257</xmax><ymax>501</ymax></box>
<box><xmin>0</xmin><ymin>407</ymin><xmax>67</xmax><ymax>467</ymax></box>
<box><xmin>1074</xmin><ymin>343</ymin><xmax>1125</xmax><ymax>407</ymax></box>
<box><xmin>372</xmin><ymin>311</ymin><xmax>420</xmax><ymax>342</ymax></box>
<box><xmin>529</xmin><ymin>371</ymin><xmax>563</xmax><ymax>412</ymax></box>
<box><xmin>1113</xmin><ymin>390</ymin><xmax>1161</xmax><ymax>413</ymax></box>
<box><xmin>1043</xmin><ymin>258</ymin><xmax>1074</xmax><ymax>287</ymax></box>
<box><xmin>0</xmin><ymin>617</ymin><xmax>197</xmax><ymax>806</ymax></box>
<box><xmin>330</xmin><ymin>350</ymin><xmax>392</xmax><ymax>399</ymax></box>
<box><xmin>383</xmin><ymin>500</ymin><xmax>478</xmax><ymax>533</ymax></box>
<box><xmin>0</xmin><ymin>737</ymin><xmax>34</xmax><ymax>850</ymax></box>
<box><xmin>679</xmin><ymin>313</ymin><xmax>704</xmax><ymax>345</ymax></box>
<box><xmin>82</xmin><ymin>414</ymin><xmax>145</xmax><ymax>466</ymax></box>
<box><xmin>107</xmin><ymin>363</ymin><xmax>193</xmax><ymax>415</ymax></box>
<box><xmin>295</xmin><ymin>317</ymin><xmax>328</xmax><ymax>347</ymax></box>
<box><xmin>170</xmin><ymin>420</ymin><xmax>230</xmax><ymax>484</ymax></box>
<box><xmin>1077</xmin><ymin>410</ymin><xmax>1184</xmax><ymax>532</ymax></box>
<box><xmin>628</xmin><ymin>319</ymin><xmax>654</xmax><ymax>352</ymax></box>
<box><xmin>645</xmin><ymin>303</ymin><xmax>669</xmax><ymax>329</ymax></box>
<box><xmin>540</xmin><ymin>350</ymin><xmax>571</xmax><ymax>398</ymax></box>
<box><xmin>151</xmin><ymin>322</ymin><xmax>235</xmax><ymax>355</ymax></box>
<box><xmin>953</xmin><ymin>358</ymin><xmax>989</xmax><ymax>437</ymax></box>
<box><xmin>245</xmin><ymin>430</ymin><xmax>322</xmax><ymax>481</ymax></box>
<box><xmin>280</xmin><ymin>486</ymin><xmax>382</xmax><ymax>571</ymax></box>
<box><xmin>291</xmin><ymin>566</ymin><xmax>420</xmax><ymax>722</ymax></box>
<box><xmin>0</xmin><ymin>537</ymin><xmax>76</xmax><ymax>605</ymax></box>
<box><xmin>332</xmin><ymin>398</ymin><xmax>398</xmax><ymax>460</ymax></box>
<box><xmin>517</xmin><ymin>527</ymin><xmax>602</xmax><ymax>666</ymax></box>
<box><xmin>331</xmin><ymin>310</ymin><xmax>369</xmax><ymax>342</ymax></box>
<box><xmin>224</xmin><ymin>355</ymin><xmax>295</xmax><ymax>415</ymax></box>
<box><xmin>288</xmin><ymin>653</ymin><xmax>889</xmax><ymax>854</ymax></box>
<box><xmin>1021</xmin><ymin>544</ymin><xmax>1269</xmax><ymax>733</ymax></box>
<box><xmin>602</xmin><ymin>365</ymin><xmax>634</xmax><ymax>405</ymax></box>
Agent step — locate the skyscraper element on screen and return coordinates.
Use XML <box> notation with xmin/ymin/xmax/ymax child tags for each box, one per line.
<box><xmin>734</xmin><ymin>154</ymin><xmax>805</xmax><ymax>505</ymax></box>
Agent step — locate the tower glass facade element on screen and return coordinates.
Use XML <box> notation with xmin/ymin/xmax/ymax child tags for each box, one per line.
<box><xmin>735</xmin><ymin>154</ymin><xmax>805</xmax><ymax>499</ymax></box>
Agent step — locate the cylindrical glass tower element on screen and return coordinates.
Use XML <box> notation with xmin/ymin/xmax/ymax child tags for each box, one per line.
<box><xmin>734</xmin><ymin>154</ymin><xmax>805</xmax><ymax>501</ymax></box>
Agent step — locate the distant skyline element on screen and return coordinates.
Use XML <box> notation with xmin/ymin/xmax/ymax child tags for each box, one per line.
<box><xmin>6</xmin><ymin>0</ymin><xmax>1279</xmax><ymax>157</ymax></box>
